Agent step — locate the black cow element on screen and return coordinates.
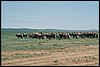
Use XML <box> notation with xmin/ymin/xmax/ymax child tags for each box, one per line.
<box><xmin>37</xmin><ymin>32</ymin><xmax>44</xmax><ymax>39</ymax></box>
<box><xmin>16</xmin><ymin>33</ymin><xmax>23</xmax><ymax>39</ymax></box>
<box><xmin>23</xmin><ymin>33</ymin><xmax>28</xmax><ymax>38</ymax></box>
<box><xmin>59</xmin><ymin>32</ymin><xmax>67</xmax><ymax>39</ymax></box>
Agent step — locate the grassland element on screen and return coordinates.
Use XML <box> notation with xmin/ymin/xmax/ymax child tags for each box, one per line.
<box><xmin>1</xmin><ymin>30</ymin><xmax>99</xmax><ymax>66</ymax></box>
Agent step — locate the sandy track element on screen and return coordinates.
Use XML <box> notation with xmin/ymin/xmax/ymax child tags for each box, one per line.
<box><xmin>1</xmin><ymin>45</ymin><xmax>99</xmax><ymax>66</ymax></box>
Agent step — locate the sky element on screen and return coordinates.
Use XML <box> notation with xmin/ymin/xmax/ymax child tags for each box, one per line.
<box><xmin>1</xmin><ymin>1</ymin><xmax>99</xmax><ymax>30</ymax></box>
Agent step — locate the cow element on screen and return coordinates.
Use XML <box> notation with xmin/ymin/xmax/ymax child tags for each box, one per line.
<box><xmin>59</xmin><ymin>32</ymin><xmax>67</xmax><ymax>39</ymax></box>
<box><xmin>23</xmin><ymin>33</ymin><xmax>28</xmax><ymax>38</ymax></box>
<box><xmin>16</xmin><ymin>33</ymin><xmax>23</xmax><ymax>39</ymax></box>
<box><xmin>69</xmin><ymin>32</ymin><xmax>78</xmax><ymax>39</ymax></box>
<box><xmin>66</xmin><ymin>33</ymin><xmax>70</xmax><ymax>39</ymax></box>
<box><xmin>37</xmin><ymin>32</ymin><xmax>44</xmax><ymax>39</ymax></box>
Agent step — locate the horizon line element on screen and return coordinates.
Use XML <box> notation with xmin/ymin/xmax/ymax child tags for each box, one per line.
<box><xmin>1</xmin><ymin>27</ymin><xmax>99</xmax><ymax>30</ymax></box>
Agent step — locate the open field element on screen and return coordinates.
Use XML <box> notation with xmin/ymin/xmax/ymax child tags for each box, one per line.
<box><xmin>1</xmin><ymin>31</ymin><xmax>99</xmax><ymax>66</ymax></box>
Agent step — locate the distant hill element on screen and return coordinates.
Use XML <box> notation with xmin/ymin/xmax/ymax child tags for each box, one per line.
<box><xmin>1</xmin><ymin>28</ymin><xmax>41</xmax><ymax>32</ymax></box>
<box><xmin>1</xmin><ymin>28</ymin><xmax>99</xmax><ymax>33</ymax></box>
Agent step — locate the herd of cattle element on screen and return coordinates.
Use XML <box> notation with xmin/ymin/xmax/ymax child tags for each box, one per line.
<box><xmin>16</xmin><ymin>32</ymin><xmax>99</xmax><ymax>39</ymax></box>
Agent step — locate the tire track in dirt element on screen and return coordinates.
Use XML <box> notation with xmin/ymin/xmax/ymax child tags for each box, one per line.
<box><xmin>1</xmin><ymin>45</ymin><xmax>99</xmax><ymax>66</ymax></box>
<box><xmin>2</xmin><ymin>50</ymin><xmax>98</xmax><ymax>66</ymax></box>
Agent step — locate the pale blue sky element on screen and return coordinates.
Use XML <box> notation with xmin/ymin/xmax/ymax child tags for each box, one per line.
<box><xmin>1</xmin><ymin>1</ymin><xmax>99</xmax><ymax>30</ymax></box>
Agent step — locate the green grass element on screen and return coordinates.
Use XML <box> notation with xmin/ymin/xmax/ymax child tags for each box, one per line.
<box><xmin>1</xmin><ymin>31</ymin><xmax>99</xmax><ymax>52</ymax></box>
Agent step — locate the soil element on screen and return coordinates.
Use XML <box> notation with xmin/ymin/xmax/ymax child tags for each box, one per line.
<box><xmin>1</xmin><ymin>45</ymin><xmax>99</xmax><ymax>66</ymax></box>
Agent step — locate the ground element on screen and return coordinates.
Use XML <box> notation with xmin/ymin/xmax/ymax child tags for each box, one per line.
<box><xmin>1</xmin><ymin>31</ymin><xmax>99</xmax><ymax>66</ymax></box>
<box><xmin>1</xmin><ymin>44</ymin><xmax>99</xmax><ymax>66</ymax></box>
